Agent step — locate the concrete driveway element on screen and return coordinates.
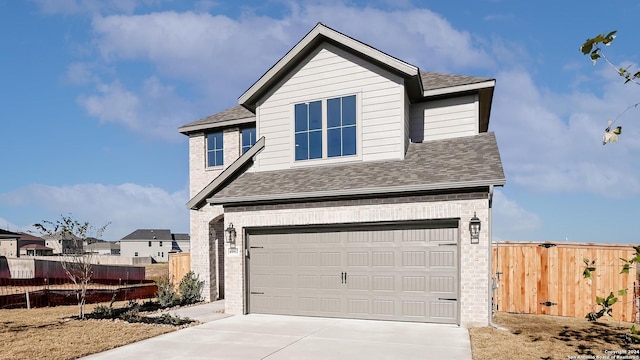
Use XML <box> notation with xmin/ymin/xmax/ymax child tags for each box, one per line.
<box><xmin>84</xmin><ymin>305</ymin><xmax>472</xmax><ymax>360</ymax></box>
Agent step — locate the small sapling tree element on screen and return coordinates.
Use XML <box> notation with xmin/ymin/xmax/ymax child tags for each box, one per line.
<box><xmin>34</xmin><ymin>215</ymin><xmax>109</xmax><ymax>319</ymax></box>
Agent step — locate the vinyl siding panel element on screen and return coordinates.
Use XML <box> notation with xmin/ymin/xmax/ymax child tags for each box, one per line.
<box><xmin>404</xmin><ymin>91</ymin><xmax>411</xmax><ymax>154</ymax></box>
<box><xmin>256</xmin><ymin>43</ymin><xmax>405</xmax><ymax>172</ymax></box>
<box><xmin>409</xmin><ymin>95</ymin><xmax>478</xmax><ymax>143</ymax></box>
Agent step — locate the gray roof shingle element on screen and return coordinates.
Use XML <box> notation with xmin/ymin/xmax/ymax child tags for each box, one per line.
<box><xmin>211</xmin><ymin>132</ymin><xmax>504</xmax><ymax>204</ymax></box>
<box><xmin>179</xmin><ymin>105</ymin><xmax>255</xmax><ymax>134</ymax></box>
<box><xmin>420</xmin><ymin>71</ymin><xmax>493</xmax><ymax>91</ymax></box>
<box><xmin>121</xmin><ymin>229</ymin><xmax>173</xmax><ymax>241</ymax></box>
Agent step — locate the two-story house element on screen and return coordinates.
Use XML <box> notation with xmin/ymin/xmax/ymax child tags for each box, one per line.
<box><xmin>179</xmin><ymin>23</ymin><xmax>505</xmax><ymax>327</ymax></box>
<box><xmin>120</xmin><ymin>229</ymin><xmax>190</xmax><ymax>262</ymax></box>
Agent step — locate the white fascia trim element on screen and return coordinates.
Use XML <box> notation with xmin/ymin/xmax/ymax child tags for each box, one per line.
<box><xmin>178</xmin><ymin>116</ymin><xmax>256</xmax><ymax>135</ymax></box>
<box><xmin>207</xmin><ymin>179</ymin><xmax>506</xmax><ymax>205</ymax></box>
<box><xmin>423</xmin><ymin>80</ymin><xmax>495</xmax><ymax>97</ymax></box>
<box><xmin>239</xmin><ymin>23</ymin><xmax>418</xmax><ymax>105</ymax></box>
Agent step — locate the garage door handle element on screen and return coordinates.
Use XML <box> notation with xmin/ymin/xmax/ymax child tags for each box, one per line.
<box><xmin>341</xmin><ymin>272</ymin><xmax>347</xmax><ymax>284</ymax></box>
<box><xmin>438</xmin><ymin>298</ymin><xmax>457</xmax><ymax>301</ymax></box>
<box><xmin>251</xmin><ymin>292</ymin><xmax>264</xmax><ymax>295</ymax></box>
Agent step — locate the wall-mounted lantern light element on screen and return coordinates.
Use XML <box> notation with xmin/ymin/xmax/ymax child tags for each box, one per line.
<box><xmin>225</xmin><ymin>223</ymin><xmax>237</xmax><ymax>247</ymax></box>
<box><xmin>469</xmin><ymin>212</ymin><xmax>481</xmax><ymax>244</ymax></box>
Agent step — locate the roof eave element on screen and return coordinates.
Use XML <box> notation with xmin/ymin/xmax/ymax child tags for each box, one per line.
<box><xmin>187</xmin><ymin>136</ymin><xmax>266</xmax><ymax>210</ymax></box>
<box><xmin>178</xmin><ymin>116</ymin><xmax>256</xmax><ymax>135</ymax></box>
<box><xmin>423</xmin><ymin>80</ymin><xmax>495</xmax><ymax>98</ymax></box>
<box><xmin>239</xmin><ymin>23</ymin><xmax>419</xmax><ymax>110</ymax></box>
<box><xmin>208</xmin><ymin>178</ymin><xmax>506</xmax><ymax>206</ymax></box>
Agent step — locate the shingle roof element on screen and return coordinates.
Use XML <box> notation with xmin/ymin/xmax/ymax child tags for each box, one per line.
<box><xmin>420</xmin><ymin>71</ymin><xmax>493</xmax><ymax>91</ymax></box>
<box><xmin>17</xmin><ymin>232</ymin><xmax>45</xmax><ymax>241</ymax></box>
<box><xmin>0</xmin><ymin>229</ymin><xmax>20</xmax><ymax>238</ymax></box>
<box><xmin>121</xmin><ymin>229</ymin><xmax>173</xmax><ymax>241</ymax></box>
<box><xmin>172</xmin><ymin>233</ymin><xmax>190</xmax><ymax>241</ymax></box>
<box><xmin>179</xmin><ymin>105</ymin><xmax>255</xmax><ymax>134</ymax></box>
<box><xmin>210</xmin><ymin>132</ymin><xmax>504</xmax><ymax>204</ymax></box>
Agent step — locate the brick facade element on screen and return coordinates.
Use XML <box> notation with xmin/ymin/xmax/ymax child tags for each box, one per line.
<box><xmin>222</xmin><ymin>197</ymin><xmax>491</xmax><ymax>327</ymax></box>
<box><xmin>189</xmin><ymin>128</ymin><xmax>241</xmax><ymax>301</ymax></box>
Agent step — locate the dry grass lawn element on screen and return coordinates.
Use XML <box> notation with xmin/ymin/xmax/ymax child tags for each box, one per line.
<box><xmin>470</xmin><ymin>312</ymin><xmax>640</xmax><ymax>360</ymax></box>
<box><xmin>144</xmin><ymin>263</ymin><xmax>169</xmax><ymax>281</ymax></box>
<box><xmin>0</xmin><ymin>302</ymin><xmax>178</xmax><ymax>360</ymax></box>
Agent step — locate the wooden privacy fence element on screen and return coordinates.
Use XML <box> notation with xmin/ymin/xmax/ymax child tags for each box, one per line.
<box><xmin>169</xmin><ymin>253</ymin><xmax>190</xmax><ymax>284</ymax></box>
<box><xmin>492</xmin><ymin>242</ymin><xmax>638</xmax><ymax>322</ymax></box>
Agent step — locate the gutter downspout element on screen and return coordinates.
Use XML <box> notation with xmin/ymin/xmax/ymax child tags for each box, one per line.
<box><xmin>487</xmin><ymin>185</ymin><xmax>503</xmax><ymax>329</ymax></box>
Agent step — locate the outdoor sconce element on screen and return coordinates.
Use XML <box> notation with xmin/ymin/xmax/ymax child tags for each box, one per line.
<box><xmin>469</xmin><ymin>212</ymin><xmax>481</xmax><ymax>244</ymax></box>
<box><xmin>225</xmin><ymin>223</ymin><xmax>237</xmax><ymax>247</ymax></box>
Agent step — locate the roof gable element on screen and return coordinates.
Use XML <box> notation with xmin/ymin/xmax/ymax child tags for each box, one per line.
<box><xmin>239</xmin><ymin>23</ymin><xmax>420</xmax><ymax>111</ymax></box>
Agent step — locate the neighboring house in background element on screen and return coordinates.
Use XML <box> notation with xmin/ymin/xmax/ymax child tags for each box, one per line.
<box><xmin>0</xmin><ymin>230</ymin><xmax>49</xmax><ymax>257</ymax></box>
<box><xmin>0</xmin><ymin>229</ymin><xmax>21</xmax><ymax>257</ymax></box>
<box><xmin>21</xmin><ymin>243</ymin><xmax>54</xmax><ymax>256</ymax></box>
<box><xmin>43</xmin><ymin>232</ymin><xmax>85</xmax><ymax>255</ymax></box>
<box><xmin>17</xmin><ymin>232</ymin><xmax>51</xmax><ymax>256</ymax></box>
<box><xmin>179</xmin><ymin>23</ymin><xmax>505</xmax><ymax>327</ymax></box>
<box><xmin>85</xmin><ymin>240</ymin><xmax>120</xmax><ymax>255</ymax></box>
<box><xmin>120</xmin><ymin>229</ymin><xmax>190</xmax><ymax>262</ymax></box>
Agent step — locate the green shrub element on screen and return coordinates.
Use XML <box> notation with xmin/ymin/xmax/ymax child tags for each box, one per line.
<box><xmin>156</xmin><ymin>276</ymin><xmax>178</xmax><ymax>308</ymax></box>
<box><xmin>178</xmin><ymin>271</ymin><xmax>204</xmax><ymax>305</ymax></box>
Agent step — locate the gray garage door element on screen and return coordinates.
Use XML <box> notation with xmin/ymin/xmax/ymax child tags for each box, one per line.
<box><xmin>247</xmin><ymin>223</ymin><xmax>459</xmax><ymax>323</ymax></box>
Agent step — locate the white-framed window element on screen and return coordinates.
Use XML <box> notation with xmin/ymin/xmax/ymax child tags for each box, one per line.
<box><xmin>134</xmin><ymin>252</ymin><xmax>138</xmax><ymax>257</ymax></box>
<box><xmin>241</xmin><ymin>127</ymin><xmax>257</xmax><ymax>154</ymax></box>
<box><xmin>159</xmin><ymin>241</ymin><xmax>162</xmax><ymax>247</ymax></box>
<box><xmin>294</xmin><ymin>95</ymin><xmax>357</xmax><ymax>161</ymax></box>
<box><xmin>206</xmin><ymin>132</ymin><xmax>224</xmax><ymax>167</ymax></box>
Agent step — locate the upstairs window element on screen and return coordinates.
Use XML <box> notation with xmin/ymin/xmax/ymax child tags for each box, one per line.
<box><xmin>241</xmin><ymin>127</ymin><xmax>257</xmax><ymax>154</ymax></box>
<box><xmin>295</xmin><ymin>101</ymin><xmax>322</xmax><ymax>161</ymax></box>
<box><xmin>206</xmin><ymin>132</ymin><xmax>224</xmax><ymax>167</ymax></box>
<box><xmin>148</xmin><ymin>241</ymin><xmax>152</xmax><ymax>247</ymax></box>
<box><xmin>327</xmin><ymin>95</ymin><xmax>357</xmax><ymax>157</ymax></box>
<box><xmin>294</xmin><ymin>95</ymin><xmax>357</xmax><ymax>161</ymax></box>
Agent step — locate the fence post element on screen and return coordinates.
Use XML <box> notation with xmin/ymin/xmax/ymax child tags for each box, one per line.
<box><xmin>25</xmin><ymin>291</ymin><xmax>30</xmax><ymax>309</ymax></box>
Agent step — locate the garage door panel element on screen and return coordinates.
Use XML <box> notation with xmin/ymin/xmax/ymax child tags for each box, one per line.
<box><xmin>248</xmin><ymin>224</ymin><xmax>459</xmax><ymax>323</ymax></box>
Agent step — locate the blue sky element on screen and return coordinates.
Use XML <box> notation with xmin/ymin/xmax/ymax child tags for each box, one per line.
<box><xmin>1</xmin><ymin>0</ymin><xmax>639</xmax><ymax>243</ymax></box>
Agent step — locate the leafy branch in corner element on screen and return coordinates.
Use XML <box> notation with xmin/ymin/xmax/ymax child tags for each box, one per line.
<box><xmin>580</xmin><ymin>30</ymin><xmax>640</xmax><ymax>145</ymax></box>
<box><xmin>582</xmin><ymin>246</ymin><xmax>640</xmax><ymax>325</ymax></box>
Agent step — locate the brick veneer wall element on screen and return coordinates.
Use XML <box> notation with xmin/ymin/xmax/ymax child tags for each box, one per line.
<box><xmin>222</xmin><ymin>197</ymin><xmax>491</xmax><ymax>327</ymax></box>
<box><xmin>188</xmin><ymin>127</ymin><xmax>241</xmax><ymax>301</ymax></box>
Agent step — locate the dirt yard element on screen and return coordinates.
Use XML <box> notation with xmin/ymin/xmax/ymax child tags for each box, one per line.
<box><xmin>470</xmin><ymin>312</ymin><xmax>640</xmax><ymax>360</ymax></box>
<box><xmin>0</xmin><ymin>302</ymin><xmax>179</xmax><ymax>360</ymax></box>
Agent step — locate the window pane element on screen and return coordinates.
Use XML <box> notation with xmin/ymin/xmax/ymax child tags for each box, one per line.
<box><xmin>295</xmin><ymin>103</ymin><xmax>308</xmax><ymax>132</ymax></box>
<box><xmin>343</xmin><ymin>126</ymin><xmax>357</xmax><ymax>156</ymax></box>
<box><xmin>342</xmin><ymin>95</ymin><xmax>356</xmax><ymax>126</ymax></box>
<box><xmin>327</xmin><ymin>98</ymin><xmax>341</xmax><ymax>128</ymax></box>
<box><xmin>309</xmin><ymin>101</ymin><xmax>322</xmax><ymax>130</ymax></box>
<box><xmin>215</xmin><ymin>151</ymin><xmax>223</xmax><ymax>166</ymax></box>
<box><xmin>309</xmin><ymin>130</ymin><xmax>322</xmax><ymax>159</ymax></box>
<box><xmin>295</xmin><ymin>133</ymin><xmax>308</xmax><ymax>160</ymax></box>
<box><xmin>327</xmin><ymin>128</ymin><xmax>342</xmax><ymax>157</ymax></box>
<box><xmin>207</xmin><ymin>134</ymin><xmax>215</xmax><ymax>150</ymax></box>
<box><xmin>242</xmin><ymin>128</ymin><xmax>255</xmax><ymax>146</ymax></box>
<box><xmin>207</xmin><ymin>152</ymin><xmax>216</xmax><ymax>167</ymax></box>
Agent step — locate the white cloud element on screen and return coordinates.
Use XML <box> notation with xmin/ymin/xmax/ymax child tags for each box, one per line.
<box><xmin>492</xmin><ymin>190</ymin><xmax>541</xmax><ymax>240</ymax></box>
<box><xmin>76</xmin><ymin>77</ymin><xmax>195</xmax><ymax>141</ymax></box>
<box><xmin>33</xmin><ymin>0</ymin><xmax>169</xmax><ymax>16</ymax></box>
<box><xmin>66</xmin><ymin>4</ymin><xmax>493</xmax><ymax>139</ymax></box>
<box><xmin>0</xmin><ymin>217</ymin><xmax>23</xmax><ymax>233</ymax></box>
<box><xmin>0</xmin><ymin>183</ymin><xmax>188</xmax><ymax>240</ymax></box>
<box><xmin>490</xmin><ymin>69</ymin><xmax>640</xmax><ymax>197</ymax></box>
